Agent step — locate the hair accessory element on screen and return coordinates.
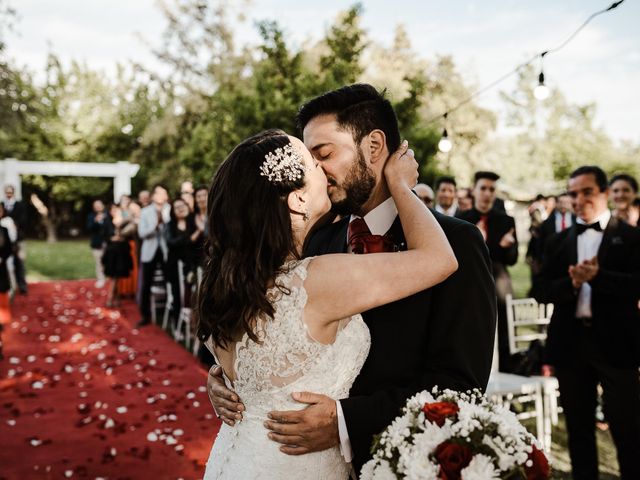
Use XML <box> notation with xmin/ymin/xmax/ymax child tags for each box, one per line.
<box><xmin>260</xmin><ymin>143</ymin><xmax>305</xmax><ymax>184</ymax></box>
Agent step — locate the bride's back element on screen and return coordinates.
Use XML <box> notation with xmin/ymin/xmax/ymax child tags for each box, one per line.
<box><xmin>204</xmin><ymin>258</ymin><xmax>370</xmax><ymax>479</ymax></box>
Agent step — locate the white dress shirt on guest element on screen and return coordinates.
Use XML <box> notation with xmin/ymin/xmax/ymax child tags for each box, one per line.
<box><xmin>575</xmin><ymin>209</ymin><xmax>611</xmax><ymax>319</ymax></box>
<box><xmin>554</xmin><ymin>211</ymin><xmax>573</xmax><ymax>232</ymax></box>
<box><xmin>338</xmin><ymin>196</ymin><xmax>398</xmax><ymax>461</ymax></box>
<box><xmin>435</xmin><ymin>203</ymin><xmax>457</xmax><ymax>217</ymax></box>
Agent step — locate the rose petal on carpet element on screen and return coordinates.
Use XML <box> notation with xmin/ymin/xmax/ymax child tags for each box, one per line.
<box><xmin>0</xmin><ymin>279</ymin><xmax>220</xmax><ymax>479</ymax></box>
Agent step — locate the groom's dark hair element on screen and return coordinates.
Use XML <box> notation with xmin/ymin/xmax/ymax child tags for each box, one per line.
<box><xmin>296</xmin><ymin>83</ymin><xmax>401</xmax><ymax>155</ymax></box>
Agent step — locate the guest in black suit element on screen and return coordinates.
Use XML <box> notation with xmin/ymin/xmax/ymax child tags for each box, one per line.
<box><xmin>538</xmin><ymin>193</ymin><xmax>575</xmax><ymax>246</ymax></box>
<box><xmin>457</xmin><ymin>171</ymin><xmax>518</xmax><ymax>372</ymax></box>
<box><xmin>3</xmin><ymin>185</ymin><xmax>28</xmax><ymax>294</ymax></box>
<box><xmin>207</xmin><ymin>84</ymin><xmax>496</xmax><ymax>474</ymax></box>
<box><xmin>86</xmin><ymin>199</ymin><xmax>110</xmax><ymax>289</ymax></box>
<box><xmin>533</xmin><ymin>165</ymin><xmax>640</xmax><ymax>480</ymax></box>
<box><xmin>434</xmin><ymin>175</ymin><xmax>458</xmax><ymax>217</ymax></box>
<box><xmin>528</xmin><ymin>193</ymin><xmax>575</xmax><ymax>276</ymax></box>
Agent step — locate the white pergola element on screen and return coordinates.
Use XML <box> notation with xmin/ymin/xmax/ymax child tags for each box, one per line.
<box><xmin>0</xmin><ymin>158</ymin><xmax>140</xmax><ymax>202</ymax></box>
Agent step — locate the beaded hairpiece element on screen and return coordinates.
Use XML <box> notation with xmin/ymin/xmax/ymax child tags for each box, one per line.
<box><xmin>259</xmin><ymin>143</ymin><xmax>305</xmax><ymax>184</ymax></box>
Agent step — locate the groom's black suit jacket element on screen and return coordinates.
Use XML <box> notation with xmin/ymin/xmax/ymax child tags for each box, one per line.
<box><xmin>532</xmin><ymin>216</ymin><xmax>640</xmax><ymax>368</ymax></box>
<box><xmin>304</xmin><ymin>210</ymin><xmax>496</xmax><ymax>472</ymax></box>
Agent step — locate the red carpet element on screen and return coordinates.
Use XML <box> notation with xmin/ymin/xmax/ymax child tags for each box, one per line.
<box><xmin>0</xmin><ymin>280</ymin><xmax>220</xmax><ymax>479</ymax></box>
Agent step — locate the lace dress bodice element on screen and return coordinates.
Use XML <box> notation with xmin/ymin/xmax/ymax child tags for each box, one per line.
<box><xmin>204</xmin><ymin>258</ymin><xmax>371</xmax><ymax>479</ymax></box>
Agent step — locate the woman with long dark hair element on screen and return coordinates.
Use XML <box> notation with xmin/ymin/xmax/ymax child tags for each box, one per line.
<box><xmin>165</xmin><ymin>197</ymin><xmax>198</xmax><ymax>326</ymax></box>
<box><xmin>197</xmin><ymin>130</ymin><xmax>457</xmax><ymax>479</ymax></box>
<box><xmin>192</xmin><ymin>185</ymin><xmax>208</xmax><ymax>268</ymax></box>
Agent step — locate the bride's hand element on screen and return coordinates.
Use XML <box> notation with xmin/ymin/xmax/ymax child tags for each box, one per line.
<box><xmin>384</xmin><ymin>140</ymin><xmax>418</xmax><ymax>191</ymax></box>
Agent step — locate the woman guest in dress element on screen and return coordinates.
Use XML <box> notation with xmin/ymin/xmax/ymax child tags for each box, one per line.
<box><xmin>165</xmin><ymin>198</ymin><xmax>199</xmax><ymax>327</ymax></box>
<box><xmin>193</xmin><ymin>186</ymin><xmax>208</xmax><ymax>269</ymax></box>
<box><xmin>610</xmin><ymin>173</ymin><xmax>639</xmax><ymax>227</ymax></box>
<box><xmin>102</xmin><ymin>203</ymin><xmax>133</xmax><ymax>308</ymax></box>
<box><xmin>0</xmin><ymin>219</ymin><xmax>13</xmax><ymax>356</ymax></box>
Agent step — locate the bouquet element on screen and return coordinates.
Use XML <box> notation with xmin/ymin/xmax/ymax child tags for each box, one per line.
<box><xmin>361</xmin><ymin>388</ymin><xmax>549</xmax><ymax>479</ymax></box>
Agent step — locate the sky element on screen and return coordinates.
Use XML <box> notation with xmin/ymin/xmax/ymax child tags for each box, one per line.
<box><xmin>5</xmin><ymin>0</ymin><xmax>640</xmax><ymax>143</ymax></box>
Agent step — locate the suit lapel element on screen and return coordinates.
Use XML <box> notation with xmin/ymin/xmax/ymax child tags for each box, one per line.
<box><xmin>385</xmin><ymin>215</ymin><xmax>406</xmax><ymax>251</ymax></box>
<box><xmin>597</xmin><ymin>215</ymin><xmax>618</xmax><ymax>265</ymax></box>
<box><xmin>566</xmin><ymin>224</ymin><xmax>578</xmax><ymax>266</ymax></box>
<box><xmin>331</xmin><ymin>218</ymin><xmax>350</xmax><ymax>253</ymax></box>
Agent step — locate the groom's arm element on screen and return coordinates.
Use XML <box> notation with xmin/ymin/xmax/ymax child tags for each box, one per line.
<box><xmin>341</xmin><ymin>221</ymin><xmax>496</xmax><ymax>464</ymax></box>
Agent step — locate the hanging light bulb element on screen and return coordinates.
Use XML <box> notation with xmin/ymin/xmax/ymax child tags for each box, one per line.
<box><xmin>438</xmin><ymin>128</ymin><xmax>452</xmax><ymax>153</ymax></box>
<box><xmin>534</xmin><ymin>71</ymin><xmax>550</xmax><ymax>100</ymax></box>
<box><xmin>534</xmin><ymin>52</ymin><xmax>550</xmax><ymax>101</ymax></box>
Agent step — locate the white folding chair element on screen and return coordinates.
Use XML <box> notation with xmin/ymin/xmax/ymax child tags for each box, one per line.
<box><xmin>488</xmin><ymin>326</ymin><xmax>547</xmax><ymax>450</ymax></box>
<box><xmin>172</xmin><ymin>261</ymin><xmax>195</xmax><ymax>349</ymax></box>
<box><xmin>505</xmin><ymin>294</ymin><xmax>559</xmax><ymax>452</ymax></box>
<box><xmin>149</xmin><ymin>264</ymin><xmax>169</xmax><ymax>327</ymax></box>
<box><xmin>486</xmin><ymin>372</ymin><xmax>546</xmax><ymax>448</ymax></box>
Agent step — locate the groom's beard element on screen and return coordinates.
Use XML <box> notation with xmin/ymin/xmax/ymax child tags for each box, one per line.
<box><xmin>329</xmin><ymin>147</ymin><xmax>376</xmax><ymax>217</ymax></box>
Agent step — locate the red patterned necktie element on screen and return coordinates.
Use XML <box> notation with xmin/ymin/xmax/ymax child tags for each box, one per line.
<box><xmin>560</xmin><ymin>213</ymin><xmax>566</xmax><ymax>231</ymax></box>
<box><xmin>348</xmin><ymin>217</ymin><xmax>395</xmax><ymax>254</ymax></box>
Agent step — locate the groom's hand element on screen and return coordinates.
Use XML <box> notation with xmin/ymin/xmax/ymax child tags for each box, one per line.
<box><xmin>265</xmin><ymin>392</ymin><xmax>339</xmax><ymax>455</ymax></box>
<box><xmin>207</xmin><ymin>365</ymin><xmax>244</xmax><ymax>426</ymax></box>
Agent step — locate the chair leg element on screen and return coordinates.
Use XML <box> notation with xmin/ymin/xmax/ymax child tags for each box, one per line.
<box><xmin>534</xmin><ymin>385</ymin><xmax>545</xmax><ymax>450</ymax></box>
<box><xmin>150</xmin><ymin>294</ymin><xmax>157</xmax><ymax>324</ymax></box>
<box><xmin>543</xmin><ymin>390</ymin><xmax>552</xmax><ymax>454</ymax></box>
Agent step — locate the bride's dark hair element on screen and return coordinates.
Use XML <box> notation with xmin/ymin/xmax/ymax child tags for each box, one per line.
<box><xmin>196</xmin><ymin>129</ymin><xmax>306</xmax><ymax>348</ymax></box>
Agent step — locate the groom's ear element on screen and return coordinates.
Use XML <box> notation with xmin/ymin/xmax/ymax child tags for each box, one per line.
<box><xmin>366</xmin><ymin>129</ymin><xmax>387</xmax><ymax>164</ymax></box>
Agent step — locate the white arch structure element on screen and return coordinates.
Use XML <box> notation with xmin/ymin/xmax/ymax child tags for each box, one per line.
<box><xmin>0</xmin><ymin>158</ymin><xmax>140</xmax><ymax>202</ymax></box>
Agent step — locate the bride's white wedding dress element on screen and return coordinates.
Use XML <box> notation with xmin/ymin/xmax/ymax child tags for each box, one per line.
<box><xmin>204</xmin><ymin>258</ymin><xmax>371</xmax><ymax>479</ymax></box>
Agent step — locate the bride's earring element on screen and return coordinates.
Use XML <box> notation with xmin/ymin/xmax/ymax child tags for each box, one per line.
<box><xmin>303</xmin><ymin>210</ymin><xmax>309</xmax><ymax>222</ymax></box>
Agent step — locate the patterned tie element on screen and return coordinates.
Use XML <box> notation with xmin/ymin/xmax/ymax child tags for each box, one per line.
<box><xmin>348</xmin><ymin>218</ymin><xmax>395</xmax><ymax>254</ymax></box>
<box><xmin>560</xmin><ymin>213</ymin><xmax>566</xmax><ymax>231</ymax></box>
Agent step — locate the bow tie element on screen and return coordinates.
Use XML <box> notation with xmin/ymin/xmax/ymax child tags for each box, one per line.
<box><xmin>348</xmin><ymin>217</ymin><xmax>395</xmax><ymax>254</ymax></box>
<box><xmin>576</xmin><ymin>222</ymin><xmax>603</xmax><ymax>235</ymax></box>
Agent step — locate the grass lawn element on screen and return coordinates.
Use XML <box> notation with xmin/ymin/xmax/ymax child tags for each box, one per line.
<box><xmin>25</xmin><ymin>239</ymin><xmax>96</xmax><ymax>282</ymax></box>
<box><xmin>22</xmin><ymin>239</ymin><xmax>621</xmax><ymax>476</ymax></box>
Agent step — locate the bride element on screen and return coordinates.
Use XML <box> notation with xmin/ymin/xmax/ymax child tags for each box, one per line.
<box><xmin>196</xmin><ymin>129</ymin><xmax>457</xmax><ymax>479</ymax></box>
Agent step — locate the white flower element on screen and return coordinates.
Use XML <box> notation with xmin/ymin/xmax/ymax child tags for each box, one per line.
<box><xmin>398</xmin><ymin>433</ymin><xmax>441</xmax><ymax>479</ymax></box>
<box><xmin>371</xmin><ymin>460</ymin><xmax>397</xmax><ymax>480</ymax></box>
<box><xmin>461</xmin><ymin>454</ymin><xmax>500</xmax><ymax>480</ymax></box>
<box><xmin>360</xmin><ymin>460</ymin><xmax>376</xmax><ymax>480</ymax></box>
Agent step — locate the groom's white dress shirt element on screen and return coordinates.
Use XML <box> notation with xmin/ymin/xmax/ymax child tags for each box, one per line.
<box><xmin>338</xmin><ymin>196</ymin><xmax>398</xmax><ymax>461</ymax></box>
<box><xmin>575</xmin><ymin>209</ymin><xmax>610</xmax><ymax>319</ymax></box>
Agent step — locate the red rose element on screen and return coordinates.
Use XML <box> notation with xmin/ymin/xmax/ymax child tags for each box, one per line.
<box><xmin>422</xmin><ymin>401</ymin><xmax>460</xmax><ymax>427</ymax></box>
<box><xmin>434</xmin><ymin>441</ymin><xmax>472</xmax><ymax>480</ymax></box>
<box><xmin>525</xmin><ymin>445</ymin><xmax>550</xmax><ymax>479</ymax></box>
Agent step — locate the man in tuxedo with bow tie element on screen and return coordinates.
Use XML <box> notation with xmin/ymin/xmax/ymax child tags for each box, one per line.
<box><xmin>207</xmin><ymin>84</ymin><xmax>496</xmax><ymax>474</ymax></box>
<box><xmin>533</xmin><ymin>165</ymin><xmax>640</xmax><ymax>480</ymax></box>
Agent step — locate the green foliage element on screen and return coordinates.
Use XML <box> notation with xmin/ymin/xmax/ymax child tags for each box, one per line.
<box><xmin>8</xmin><ymin>0</ymin><xmax>635</xmax><ymax>239</ymax></box>
<box><xmin>495</xmin><ymin>65</ymin><xmax>639</xmax><ymax>197</ymax></box>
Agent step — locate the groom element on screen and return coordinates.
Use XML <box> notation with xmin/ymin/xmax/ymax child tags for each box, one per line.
<box><xmin>207</xmin><ymin>84</ymin><xmax>496</xmax><ymax>473</ymax></box>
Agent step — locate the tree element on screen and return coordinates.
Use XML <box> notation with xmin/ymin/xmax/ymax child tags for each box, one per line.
<box><xmin>494</xmin><ymin>65</ymin><xmax>639</xmax><ymax>198</ymax></box>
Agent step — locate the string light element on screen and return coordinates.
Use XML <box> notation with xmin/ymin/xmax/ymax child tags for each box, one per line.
<box><xmin>429</xmin><ymin>0</ymin><xmax>625</xmax><ymax>148</ymax></box>
<box><xmin>533</xmin><ymin>53</ymin><xmax>550</xmax><ymax>100</ymax></box>
<box><xmin>438</xmin><ymin>113</ymin><xmax>452</xmax><ymax>153</ymax></box>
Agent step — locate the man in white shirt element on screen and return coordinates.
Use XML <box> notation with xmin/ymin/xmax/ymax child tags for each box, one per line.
<box><xmin>533</xmin><ymin>165</ymin><xmax>640</xmax><ymax>480</ymax></box>
<box><xmin>434</xmin><ymin>176</ymin><xmax>458</xmax><ymax>216</ymax></box>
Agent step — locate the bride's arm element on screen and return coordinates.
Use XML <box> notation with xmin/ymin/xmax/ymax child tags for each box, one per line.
<box><xmin>303</xmin><ymin>142</ymin><xmax>458</xmax><ymax>325</ymax></box>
